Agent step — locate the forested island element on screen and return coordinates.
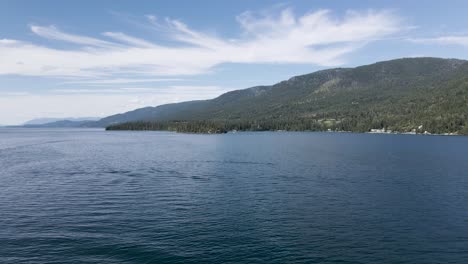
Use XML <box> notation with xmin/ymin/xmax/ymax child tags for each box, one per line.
<box><xmin>99</xmin><ymin>58</ymin><xmax>466</xmax><ymax>135</ymax></box>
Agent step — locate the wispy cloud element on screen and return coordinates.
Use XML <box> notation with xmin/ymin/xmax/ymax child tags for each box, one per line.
<box><xmin>408</xmin><ymin>36</ymin><xmax>468</xmax><ymax>47</ymax></box>
<box><xmin>62</xmin><ymin>78</ymin><xmax>182</xmax><ymax>85</ymax></box>
<box><xmin>0</xmin><ymin>8</ymin><xmax>402</xmax><ymax>78</ymax></box>
<box><xmin>0</xmin><ymin>39</ymin><xmax>21</xmax><ymax>45</ymax></box>
<box><xmin>102</xmin><ymin>32</ymin><xmax>157</xmax><ymax>48</ymax></box>
<box><xmin>51</xmin><ymin>85</ymin><xmax>226</xmax><ymax>95</ymax></box>
<box><xmin>30</xmin><ymin>25</ymin><xmax>118</xmax><ymax>48</ymax></box>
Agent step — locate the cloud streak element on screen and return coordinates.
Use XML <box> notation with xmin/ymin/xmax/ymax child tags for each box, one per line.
<box><xmin>30</xmin><ymin>25</ymin><xmax>118</xmax><ymax>48</ymax></box>
<box><xmin>408</xmin><ymin>35</ymin><xmax>468</xmax><ymax>47</ymax></box>
<box><xmin>0</xmin><ymin>8</ymin><xmax>401</xmax><ymax>78</ymax></box>
<box><xmin>62</xmin><ymin>78</ymin><xmax>182</xmax><ymax>85</ymax></box>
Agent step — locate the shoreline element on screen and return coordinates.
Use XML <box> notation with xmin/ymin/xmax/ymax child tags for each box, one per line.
<box><xmin>4</xmin><ymin>126</ymin><xmax>465</xmax><ymax>137</ymax></box>
<box><xmin>105</xmin><ymin>128</ymin><xmax>465</xmax><ymax>137</ymax></box>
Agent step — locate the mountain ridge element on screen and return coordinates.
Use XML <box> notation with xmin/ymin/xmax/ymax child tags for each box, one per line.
<box><xmin>94</xmin><ymin>57</ymin><xmax>468</xmax><ymax>134</ymax></box>
<box><xmin>23</xmin><ymin>117</ymin><xmax>100</xmax><ymax>126</ymax></box>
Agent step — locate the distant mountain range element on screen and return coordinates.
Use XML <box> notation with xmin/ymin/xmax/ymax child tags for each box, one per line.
<box><xmin>23</xmin><ymin>57</ymin><xmax>468</xmax><ymax>135</ymax></box>
<box><xmin>24</xmin><ymin>117</ymin><xmax>100</xmax><ymax>125</ymax></box>
<box><xmin>22</xmin><ymin>117</ymin><xmax>100</xmax><ymax>128</ymax></box>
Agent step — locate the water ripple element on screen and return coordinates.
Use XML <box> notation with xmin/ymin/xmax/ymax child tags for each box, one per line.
<box><xmin>1</xmin><ymin>129</ymin><xmax>467</xmax><ymax>263</ymax></box>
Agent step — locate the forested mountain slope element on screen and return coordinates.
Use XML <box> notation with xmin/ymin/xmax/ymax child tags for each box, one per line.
<box><xmin>96</xmin><ymin>57</ymin><xmax>468</xmax><ymax>134</ymax></box>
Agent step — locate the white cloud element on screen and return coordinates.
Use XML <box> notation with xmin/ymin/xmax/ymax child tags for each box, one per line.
<box><xmin>0</xmin><ymin>39</ymin><xmax>21</xmax><ymax>45</ymax></box>
<box><xmin>62</xmin><ymin>78</ymin><xmax>182</xmax><ymax>85</ymax></box>
<box><xmin>51</xmin><ymin>85</ymin><xmax>225</xmax><ymax>94</ymax></box>
<box><xmin>102</xmin><ymin>32</ymin><xmax>157</xmax><ymax>48</ymax></box>
<box><xmin>408</xmin><ymin>36</ymin><xmax>468</xmax><ymax>47</ymax></box>
<box><xmin>30</xmin><ymin>25</ymin><xmax>118</xmax><ymax>48</ymax></box>
<box><xmin>0</xmin><ymin>8</ymin><xmax>402</xmax><ymax>78</ymax></box>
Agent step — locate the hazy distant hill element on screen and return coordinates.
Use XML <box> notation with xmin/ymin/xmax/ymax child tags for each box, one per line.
<box><xmin>24</xmin><ymin>117</ymin><xmax>100</xmax><ymax>126</ymax></box>
<box><xmin>94</xmin><ymin>57</ymin><xmax>468</xmax><ymax>134</ymax></box>
<box><xmin>22</xmin><ymin>117</ymin><xmax>100</xmax><ymax>128</ymax></box>
<box><xmin>24</xmin><ymin>120</ymin><xmax>98</xmax><ymax>128</ymax></box>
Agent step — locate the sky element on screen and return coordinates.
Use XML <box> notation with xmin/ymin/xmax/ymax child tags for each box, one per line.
<box><xmin>2</xmin><ymin>0</ymin><xmax>468</xmax><ymax>125</ymax></box>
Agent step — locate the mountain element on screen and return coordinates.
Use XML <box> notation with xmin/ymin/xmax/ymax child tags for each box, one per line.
<box><xmin>23</xmin><ymin>118</ymin><xmax>64</xmax><ymax>125</ymax></box>
<box><xmin>23</xmin><ymin>120</ymin><xmax>97</xmax><ymax>128</ymax></box>
<box><xmin>24</xmin><ymin>117</ymin><xmax>100</xmax><ymax>126</ymax></box>
<box><xmin>96</xmin><ymin>57</ymin><xmax>468</xmax><ymax>134</ymax></box>
<box><xmin>91</xmin><ymin>101</ymin><xmax>205</xmax><ymax>127</ymax></box>
<box><xmin>22</xmin><ymin>117</ymin><xmax>100</xmax><ymax>128</ymax></box>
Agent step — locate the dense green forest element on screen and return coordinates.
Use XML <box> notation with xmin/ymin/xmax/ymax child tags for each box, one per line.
<box><xmin>107</xmin><ymin>114</ymin><xmax>468</xmax><ymax>135</ymax></box>
<box><xmin>103</xmin><ymin>57</ymin><xmax>468</xmax><ymax>135</ymax></box>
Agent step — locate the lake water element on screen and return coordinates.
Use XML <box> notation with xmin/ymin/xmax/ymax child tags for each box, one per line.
<box><xmin>1</xmin><ymin>128</ymin><xmax>467</xmax><ymax>263</ymax></box>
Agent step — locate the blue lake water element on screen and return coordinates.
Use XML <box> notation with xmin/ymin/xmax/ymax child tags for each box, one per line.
<box><xmin>1</xmin><ymin>128</ymin><xmax>467</xmax><ymax>263</ymax></box>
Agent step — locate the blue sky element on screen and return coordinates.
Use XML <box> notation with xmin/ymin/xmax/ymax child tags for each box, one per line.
<box><xmin>2</xmin><ymin>0</ymin><xmax>468</xmax><ymax>125</ymax></box>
